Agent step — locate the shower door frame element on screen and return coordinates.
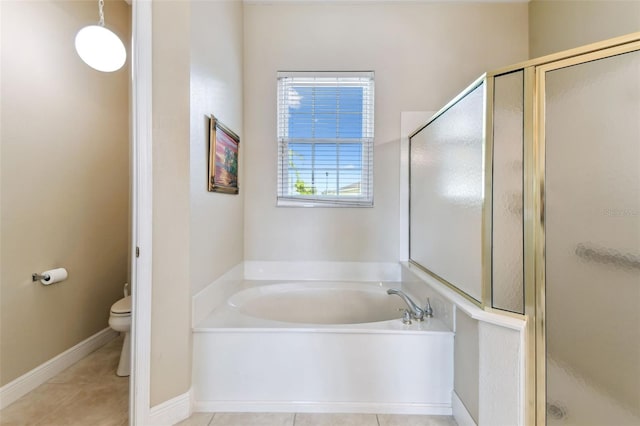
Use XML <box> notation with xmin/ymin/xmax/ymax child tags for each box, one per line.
<box><xmin>485</xmin><ymin>31</ymin><xmax>640</xmax><ymax>426</ymax></box>
<box><xmin>532</xmin><ymin>36</ymin><xmax>640</xmax><ymax>426</ymax></box>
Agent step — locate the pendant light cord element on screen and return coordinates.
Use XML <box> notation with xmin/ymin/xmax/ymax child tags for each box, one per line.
<box><xmin>98</xmin><ymin>0</ymin><xmax>105</xmax><ymax>27</ymax></box>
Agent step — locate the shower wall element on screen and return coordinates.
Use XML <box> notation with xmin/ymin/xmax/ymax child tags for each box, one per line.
<box><xmin>454</xmin><ymin>310</ymin><xmax>480</xmax><ymax>423</ymax></box>
<box><xmin>0</xmin><ymin>0</ymin><xmax>130</xmax><ymax>386</ymax></box>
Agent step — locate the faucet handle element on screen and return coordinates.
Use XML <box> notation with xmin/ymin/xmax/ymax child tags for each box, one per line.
<box><xmin>401</xmin><ymin>309</ymin><xmax>412</xmax><ymax>325</ymax></box>
<box><xmin>424</xmin><ymin>298</ymin><xmax>433</xmax><ymax>318</ymax></box>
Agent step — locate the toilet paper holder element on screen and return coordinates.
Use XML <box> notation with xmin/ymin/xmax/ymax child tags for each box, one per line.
<box><xmin>32</xmin><ymin>272</ymin><xmax>50</xmax><ymax>281</ymax></box>
<box><xmin>32</xmin><ymin>268</ymin><xmax>68</xmax><ymax>285</ymax></box>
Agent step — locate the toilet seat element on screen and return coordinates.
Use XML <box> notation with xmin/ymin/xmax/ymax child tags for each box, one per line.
<box><xmin>110</xmin><ymin>295</ymin><xmax>131</xmax><ymax>316</ymax></box>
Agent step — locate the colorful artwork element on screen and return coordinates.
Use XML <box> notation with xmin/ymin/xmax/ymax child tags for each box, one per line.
<box><xmin>208</xmin><ymin>116</ymin><xmax>239</xmax><ymax>194</ymax></box>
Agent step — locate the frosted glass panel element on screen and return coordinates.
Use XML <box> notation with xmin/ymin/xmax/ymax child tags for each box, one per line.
<box><xmin>492</xmin><ymin>71</ymin><xmax>524</xmax><ymax>313</ymax></box>
<box><xmin>545</xmin><ymin>50</ymin><xmax>640</xmax><ymax>425</ymax></box>
<box><xmin>410</xmin><ymin>83</ymin><xmax>484</xmax><ymax>302</ymax></box>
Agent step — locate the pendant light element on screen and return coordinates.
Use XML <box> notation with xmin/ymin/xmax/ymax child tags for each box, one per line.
<box><xmin>75</xmin><ymin>0</ymin><xmax>126</xmax><ymax>72</ymax></box>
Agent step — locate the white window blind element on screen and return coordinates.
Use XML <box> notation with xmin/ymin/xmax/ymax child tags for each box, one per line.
<box><xmin>277</xmin><ymin>71</ymin><xmax>374</xmax><ymax>207</ymax></box>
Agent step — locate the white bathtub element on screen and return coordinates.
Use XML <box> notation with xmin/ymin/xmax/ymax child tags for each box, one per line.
<box><xmin>193</xmin><ymin>281</ymin><xmax>454</xmax><ymax>414</ymax></box>
<box><xmin>228</xmin><ymin>282</ymin><xmax>412</xmax><ymax>325</ymax></box>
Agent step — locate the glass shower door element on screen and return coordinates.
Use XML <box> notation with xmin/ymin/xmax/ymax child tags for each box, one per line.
<box><xmin>542</xmin><ymin>49</ymin><xmax>640</xmax><ymax>425</ymax></box>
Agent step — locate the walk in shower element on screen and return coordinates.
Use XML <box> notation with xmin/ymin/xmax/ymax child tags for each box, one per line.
<box><xmin>409</xmin><ymin>33</ymin><xmax>640</xmax><ymax>425</ymax></box>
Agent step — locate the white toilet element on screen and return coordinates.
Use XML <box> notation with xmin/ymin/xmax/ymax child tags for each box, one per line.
<box><xmin>109</xmin><ymin>295</ymin><xmax>131</xmax><ymax>377</ymax></box>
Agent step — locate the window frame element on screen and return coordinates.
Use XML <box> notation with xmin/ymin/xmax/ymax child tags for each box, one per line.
<box><xmin>277</xmin><ymin>71</ymin><xmax>375</xmax><ymax>208</ymax></box>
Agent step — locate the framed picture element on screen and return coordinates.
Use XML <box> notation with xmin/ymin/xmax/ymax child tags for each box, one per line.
<box><xmin>208</xmin><ymin>115</ymin><xmax>239</xmax><ymax>194</ymax></box>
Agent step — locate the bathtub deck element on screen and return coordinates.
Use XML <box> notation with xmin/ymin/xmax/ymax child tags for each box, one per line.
<box><xmin>195</xmin><ymin>303</ymin><xmax>453</xmax><ymax>334</ymax></box>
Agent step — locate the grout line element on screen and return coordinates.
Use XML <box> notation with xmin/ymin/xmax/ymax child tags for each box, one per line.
<box><xmin>376</xmin><ymin>413</ymin><xmax>381</xmax><ymax>426</ymax></box>
<box><xmin>293</xmin><ymin>412</ymin><xmax>297</xmax><ymax>425</ymax></box>
<box><xmin>208</xmin><ymin>412</ymin><xmax>216</xmax><ymax>425</ymax></box>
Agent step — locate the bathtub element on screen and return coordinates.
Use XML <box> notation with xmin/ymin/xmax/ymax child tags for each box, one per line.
<box><xmin>192</xmin><ymin>281</ymin><xmax>454</xmax><ymax>414</ymax></box>
<box><xmin>229</xmin><ymin>282</ymin><xmax>418</xmax><ymax>325</ymax></box>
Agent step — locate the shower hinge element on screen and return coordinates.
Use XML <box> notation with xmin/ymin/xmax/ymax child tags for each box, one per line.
<box><xmin>136</xmin><ymin>246</ymin><xmax>140</xmax><ymax>258</ymax></box>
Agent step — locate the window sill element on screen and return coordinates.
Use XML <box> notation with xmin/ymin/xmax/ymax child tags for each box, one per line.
<box><xmin>276</xmin><ymin>199</ymin><xmax>373</xmax><ymax>208</ymax></box>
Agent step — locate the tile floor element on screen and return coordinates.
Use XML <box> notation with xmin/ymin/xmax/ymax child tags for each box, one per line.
<box><xmin>0</xmin><ymin>335</ymin><xmax>129</xmax><ymax>426</ymax></box>
<box><xmin>176</xmin><ymin>413</ymin><xmax>458</xmax><ymax>426</ymax></box>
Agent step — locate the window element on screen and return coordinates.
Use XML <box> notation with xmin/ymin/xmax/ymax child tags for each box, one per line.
<box><xmin>277</xmin><ymin>71</ymin><xmax>374</xmax><ymax>207</ymax></box>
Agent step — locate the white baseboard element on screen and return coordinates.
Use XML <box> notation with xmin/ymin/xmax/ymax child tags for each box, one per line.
<box><xmin>0</xmin><ymin>328</ymin><xmax>118</xmax><ymax>410</ymax></box>
<box><xmin>147</xmin><ymin>388</ymin><xmax>192</xmax><ymax>426</ymax></box>
<box><xmin>193</xmin><ymin>400</ymin><xmax>451</xmax><ymax>416</ymax></box>
<box><xmin>453</xmin><ymin>391</ymin><xmax>477</xmax><ymax>426</ymax></box>
<box><xmin>243</xmin><ymin>261</ymin><xmax>401</xmax><ymax>282</ymax></box>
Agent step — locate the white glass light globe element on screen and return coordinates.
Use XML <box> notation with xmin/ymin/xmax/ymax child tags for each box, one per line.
<box><xmin>75</xmin><ymin>25</ymin><xmax>126</xmax><ymax>72</ymax></box>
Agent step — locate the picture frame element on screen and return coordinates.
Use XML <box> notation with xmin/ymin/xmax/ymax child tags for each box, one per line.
<box><xmin>208</xmin><ymin>115</ymin><xmax>240</xmax><ymax>194</ymax></box>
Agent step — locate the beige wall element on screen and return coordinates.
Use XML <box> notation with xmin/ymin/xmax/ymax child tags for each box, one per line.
<box><xmin>151</xmin><ymin>0</ymin><xmax>192</xmax><ymax>407</ymax></box>
<box><xmin>190</xmin><ymin>0</ymin><xmax>244</xmax><ymax>296</ymax></box>
<box><xmin>0</xmin><ymin>0</ymin><xmax>130</xmax><ymax>386</ymax></box>
<box><xmin>150</xmin><ymin>0</ymin><xmax>244</xmax><ymax>406</ymax></box>
<box><xmin>529</xmin><ymin>0</ymin><xmax>640</xmax><ymax>58</ymax></box>
<box><xmin>243</xmin><ymin>2</ymin><xmax>529</xmax><ymax>262</ymax></box>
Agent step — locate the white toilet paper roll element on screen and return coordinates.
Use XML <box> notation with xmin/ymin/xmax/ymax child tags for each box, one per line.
<box><xmin>41</xmin><ymin>268</ymin><xmax>68</xmax><ymax>285</ymax></box>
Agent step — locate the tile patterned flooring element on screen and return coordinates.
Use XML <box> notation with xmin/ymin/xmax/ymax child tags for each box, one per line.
<box><xmin>0</xmin><ymin>336</ymin><xmax>457</xmax><ymax>426</ymax></box>
<box><xmin>0</xmin><ymin>336</ymin><xmax>129</xmax><ymax>426</ymax></box>
<box><xmin>176</xmin><ymin>413</ymin><xmax>458</xmax><ymax>426</ymax></box>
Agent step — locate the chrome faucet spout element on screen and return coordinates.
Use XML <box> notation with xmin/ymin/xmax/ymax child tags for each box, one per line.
<box><xmin>387</xmin><ymin>289</ymin><xmax>425</xmax><ymax>321</ymax></box>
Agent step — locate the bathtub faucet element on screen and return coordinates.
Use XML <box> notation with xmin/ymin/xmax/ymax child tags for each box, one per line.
<box><xmin>387</xmin><ymin>289</ymin><xmax>433</xmax><ymax>321</ymax></box>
